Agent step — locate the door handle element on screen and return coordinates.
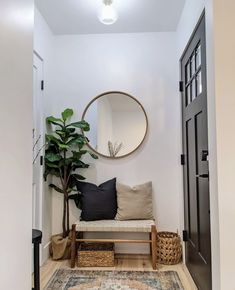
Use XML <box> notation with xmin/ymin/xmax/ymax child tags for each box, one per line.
<box><xmin>196</xmin><ymin>173</ymin><xmax>209</xmax><ymax>178</ymax></box>
<box><xmin>201</xmin><ymin>150</ymin><xmax>209</xmax><ymax>161</ymax></box>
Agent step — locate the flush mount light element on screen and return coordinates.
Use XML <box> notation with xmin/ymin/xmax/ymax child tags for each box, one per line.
<box><xmin>98</xmin><ymin>0</ymin><xmax>118</xmax><ymax>25</ymax></box>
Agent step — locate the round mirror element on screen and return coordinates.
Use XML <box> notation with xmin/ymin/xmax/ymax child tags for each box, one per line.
<box><xmin>82</xmin><ymin>91</ymin><xmax>148</xmax><ymax>158</ymax></box>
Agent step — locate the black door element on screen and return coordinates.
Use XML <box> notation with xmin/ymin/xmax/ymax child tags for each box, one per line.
<box><xmin>181</xmin><ymin>13</ymin><xmax>212</xmax><ymax>290</ymax></box>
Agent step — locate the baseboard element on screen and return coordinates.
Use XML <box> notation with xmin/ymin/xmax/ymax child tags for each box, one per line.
<box><xmin>41</xmin><ymin>241</ymin><xmax>51</xmax><ymax>265</ymax></box>
<box><xmin>44</xmin><ymin>241</ymin><xmax>51</xmax><ymax>249</ymax></box>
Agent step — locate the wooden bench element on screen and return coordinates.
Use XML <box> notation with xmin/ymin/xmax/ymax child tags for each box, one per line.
<box><xmin>71</xmin><ymin>219</ymin><xmax>157</xmax><ymax>270</ymax></box>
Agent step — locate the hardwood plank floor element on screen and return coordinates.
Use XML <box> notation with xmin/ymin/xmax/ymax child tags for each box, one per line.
<box><xmin>40</xmin><ymin>254</ymin><xmax>197</xmax><ymax>289</ymax></box>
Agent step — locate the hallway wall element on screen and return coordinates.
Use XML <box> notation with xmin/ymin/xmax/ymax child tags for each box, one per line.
<box><xmin>48</xmin><ymin>32</ymin><xmax>182</xmax><ymax>253</ymax></box>
<box><xmin>0</xmin><ymin>0</ymin><xmax>33</xmax><ymax>289</ymax></box>
<box><xmin>206</xmin><ymin>0</ymin><xmax>235</xmax><ymax>289</ymax></box>
<box><xmin>34</xmin><ymin>8</ymin><xmax>54</xmax><ymax>264</ymax></box>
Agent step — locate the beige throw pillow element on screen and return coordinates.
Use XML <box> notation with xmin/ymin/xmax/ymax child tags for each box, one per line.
<box><xmin>115</xmin><ymin>182</ymin><xmax>153</xmax><ymax>220</ymax></box>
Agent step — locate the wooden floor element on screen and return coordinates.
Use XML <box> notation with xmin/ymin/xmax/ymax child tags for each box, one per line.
<box><xmin>40</xmin><ymin>254</ymin><xmax>197</xmax><ymax>289</ymax></box>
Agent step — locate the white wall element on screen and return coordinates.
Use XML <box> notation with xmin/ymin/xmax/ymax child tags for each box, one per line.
<box><xmin>85</xmin><ymin>101</ymin><xmax>98</xmax><ymax>149</ymax></box>
<box><xmin>34</xmin><ymin>8</ymin><xmax>54</xmax><ymax>117</ymax></box>
<box><xmin>177</xmin><ymin>0</ymin><xmax>206</xmax><ymax>57</ymax></box>
<box><xmin>206</xmin><ymin>1</ymin><xmax>235</xmax><ymax>289</ymax></box>
<box><xmin>205</xmin><ymin>1</ymin><xmax>221</xmax><ymax>289</ymax></box>
<box><xmin>47</xmin><ymin>32</ymin><xmax>182</xmax><ymax>253</ymax></box>
<box><xmin>34</xmin><ymin>8</ymin><xmax>54</xmax><ymax>263</ymax></box>
<box><xmin>0</xmin><ymin>0</ymin><xmax>33</xmax><ymax>289</ymax></box>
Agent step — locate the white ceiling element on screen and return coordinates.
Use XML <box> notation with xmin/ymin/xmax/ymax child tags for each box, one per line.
<box><xmin>35</xmin><ymin>0</ymin><xmax>186</xmax><ymax>35</ymax></box>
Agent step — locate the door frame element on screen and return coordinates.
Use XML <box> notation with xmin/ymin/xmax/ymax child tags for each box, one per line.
<box><xmin>32</xmin><ymin>52</ymin><xmax>44</xmax><ymax>268</ymax></box>
<box><xmin>33</xmin><ymin>52</ymin><xmax>44</xmax><ymax>232</ymax></box>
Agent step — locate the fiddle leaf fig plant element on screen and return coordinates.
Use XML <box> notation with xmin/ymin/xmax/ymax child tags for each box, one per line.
<box><xmin>44</xmin><ymin>108</ymin><xmax>98</xmax><ymax>238</ymax></box>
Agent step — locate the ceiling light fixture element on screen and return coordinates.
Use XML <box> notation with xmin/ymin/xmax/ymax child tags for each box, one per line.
<box><xmin>98</xmin><ymin>0</ymin><xmax>118</xmax><ymax>25</ymax></box>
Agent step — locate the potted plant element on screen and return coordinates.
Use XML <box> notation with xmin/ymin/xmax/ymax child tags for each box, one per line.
<box><xmin>44</xmin><ymin>108</ymin><xmax>97</xmax><ymax>259</ymax></box>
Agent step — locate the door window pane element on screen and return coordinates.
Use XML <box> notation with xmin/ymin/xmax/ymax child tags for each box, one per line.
<box><xmin>197</xmin><ymin>70</ymin><xmax>202</xmax><ymax>96</ymax></box>
<box><xmin>186</xmin><ymin>61</ymin><xmax>191</xmax><ymax>83</ymax></box>
<box><xmin>196</xmin><ymin>45</ymin><xmax>201</xmax><ymax>69</ymax></box>
<box><xmin>186</xmin><ymin>84</ymin><xmax>191</xmax><ymax>106</ymax></box>
<box><xmin>192</xmin><ymin>78</ymin><xmax>196</xmax><ymax>101</ymax></box>
<box><xmin>191</xmin><ymin>53</ymin><xmax>196</xmax><ymax>76</ymax></box>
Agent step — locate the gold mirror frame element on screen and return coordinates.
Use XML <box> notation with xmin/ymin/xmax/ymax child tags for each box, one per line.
<box><xmin>82</xmin><ymin>91</ymin><xmax>148</xmax><ymax>159</ymax></box>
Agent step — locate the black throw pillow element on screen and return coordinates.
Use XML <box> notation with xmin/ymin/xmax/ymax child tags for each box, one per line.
<box><xmin>76</xmin><ymin>178</ymin><xmax>117</xmax><ymax>221</ymax></box>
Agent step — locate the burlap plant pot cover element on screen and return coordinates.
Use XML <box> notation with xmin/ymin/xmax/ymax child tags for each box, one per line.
<box><xmin>50</xmin><ymin>234</ymin><xmax>71</xmax><ymax>260</ymax></box>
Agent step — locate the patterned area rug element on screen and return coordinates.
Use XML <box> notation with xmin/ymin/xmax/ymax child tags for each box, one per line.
<box><xmin>45</xmin><ymin>270</ymin><xmax>184</xmax><ymax>290</ymax></box>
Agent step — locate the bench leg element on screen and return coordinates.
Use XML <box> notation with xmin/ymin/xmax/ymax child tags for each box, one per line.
<box><xmin>151</xmin><ymin>225</ymin><xmax>157</xmax><ymax>270</ymax></box>
<box><xmin>71</xmin><ymin>224</ymin><xmax>76</xmax><ymax>268</ymax></box>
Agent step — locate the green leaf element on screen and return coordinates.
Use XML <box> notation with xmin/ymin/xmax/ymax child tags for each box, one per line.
<box><xmin>58</xmin><ymin>143</ymin><xmax>70</xmax><ymax>150</ymax></box>
<box><xmin>56</xmin><ymin>128</ymin><xmax>76</xmax><ymax>138</ymax></box>
<box><xmin>72</xmin><ymin>174</ymin><xmax>86</xmax><ymax>181</ymax></box>
<box><xmin>46</xmin><ymin>116</ymin><xmax>63</xmax><ymax>127</ymax></box>
<box><xmin>67</xmin><ymin>187</ymin><xmax>77</xmax><ymax>193</ymax></box>
<box><xmin>45</xmin><ymin>153</ymin><xmax>62</xmax><ymax>162</ymax></box>
<box><xmin>55</xmin><ymin>130</ymin><xmax>66</xmax><ymax>138</ymax></box>
<box><xmin>78</xmin><ymin>150</ymin><xmax>88</xmax><ymax>154</ymax></box>
<box><xmin>66</xmin><ymin>137</ymin><xmax>79</xmax><ymax>146</ymax></box>
<box><xmin>89</xmin><ymin>151</ymin><xmax>98</xmax><ymax>159</ymax></box>
<box><xmin>70</xmin><ymin>151</ymin><xmax>83</xmax><ymax>161</ymax></box>
<box><xmin>67</xmin><ymin>120</ymin><xmax>90</xmax><ymax>131</ymax></box>
<box><xmin>43</xmin><ymin>168</ymin><xmax>50</xmax><ymax>181</ymax></box>
<box><xmin>59</xmin><ymin>157</ymin><xmax>73</xmax><ymax>167</ymax></box>
<box><xmin>45</xmin><ymin>162</ymin><xmax>60</xmax><ymax>169</ymax></box>
<box><xmin>67</xmin><ymin>135</ymin><xmax>88</xmax><ymax>147</ymax></box>
<box><xmin>62</xmin><ymin>108</ymin><xmax>73</xmax><ymax>121</ymax></box>
<box><xmin>72</xmin><ymin>160</ymin><xmax>89</xmax><ymax>170</ymax></box>
<box><xmin>68</xmin><ymin>194</ymin><xmax>82</xmax><ymax>209</ymax></box>
<box><xmin>45</xmin><ymin>142</ymin><xmax>59</xmax><ymax>154</ymax></box>
<box><xmin>45</xmin><ymin>134</ymin><xmax>61</xmax><ymax>145</ymax></box>
<box><xmin>66</xmin><ymin>128</ymin><xmax>76</xmax><ymax>134</ymax></box>
<box><xmin>49</xmin><ymin>184</ymin><xmax>64</xmax><ymax>193</ymax></box>
<box><xmin>46</xmin><ymin>135</ymin><xmax>69</xmax><ymax>151</ymax></box>
<box><xmin>44</xmin><ymin>166</ymin><xmax>60</xmax><ymax>181</ymax></box>
<box><xmin>47</xmin><ymin>168</ymin><xmax>60</xmax><ymax>177</ymax></box>
<box><xmin>68</xmin><ymin>175</ymin><xmax>78</xmax><ymax>189</ymax></box>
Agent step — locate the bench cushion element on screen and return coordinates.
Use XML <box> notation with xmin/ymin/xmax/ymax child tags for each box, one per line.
<box><xmin>77</xmin><ymin>178</ymin><xmax>117</xmax><ymax>221</ymax></box>
<box><xmin>116</xmin><ymin>182</ymin><xmax>153</xmax><ymax>220</ymax></box>
<box><xmin>75</xmin><ymin>219</ymin><xmax>155</xmax><ymax>233</ymax></box>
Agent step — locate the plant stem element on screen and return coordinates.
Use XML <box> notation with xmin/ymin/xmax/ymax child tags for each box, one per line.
<box><xmin>66</xmin><ymin>197</ymin><xmax>69</xmax><ymax>236</ymax></box>
<box><xmin>62</xmin><ymin>122</ymin><xmax>68</xmax><ymax>238</ymax></box>
<box><xmin>62</xmin><ymin>194</ymin><xmax>66</xmax><ymax>238</ymax></box>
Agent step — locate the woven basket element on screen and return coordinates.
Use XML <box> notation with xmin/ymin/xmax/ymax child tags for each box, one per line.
<box><xmin>156</xmin><ymin>232</ymin><xmax>182</xmax><ymax>265</ymax></box>
<box><xmin>78</xmin><ymin>243</ymin><xmax>115</xmax><ymax>267</ymax></box>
